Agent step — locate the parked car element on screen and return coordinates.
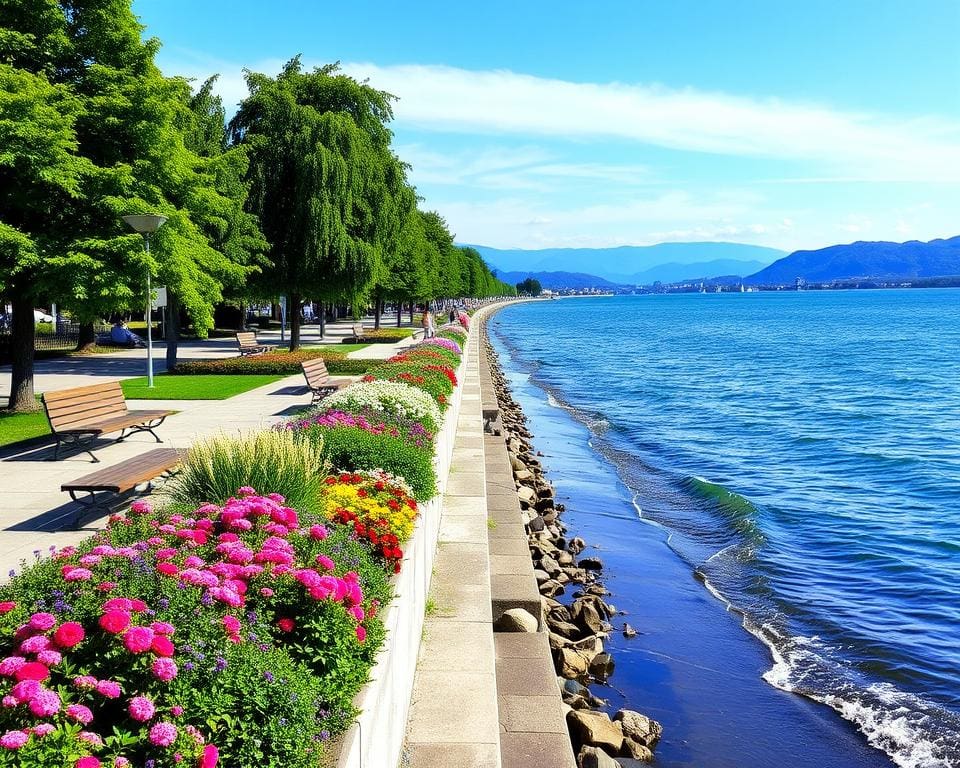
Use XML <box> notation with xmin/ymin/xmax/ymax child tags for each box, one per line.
<box><xmin>34</xmin><ymin>309</ymin><xmax>54</xmax><ymax>324</ymax></box>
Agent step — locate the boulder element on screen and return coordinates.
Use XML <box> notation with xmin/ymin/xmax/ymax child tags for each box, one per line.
<box><xmin>517</xmin><ymin>486</ymin><xmax>536</xmax><ymax>505</ymax></box>
<box><xmin>556</xmin><ymin>647</ymin><xmax>591</xmax><ymax>678</ymax></box>
<box><xmin>568</xmin><ymin>537</ymin><xmax>587</xmax><ymax>555</ymax></box>
<box><xmin>567</xmin><ymin>710</ymin><xmax>624</xmax><ymax>753</ymax></box>
<box><xmin>514</xmin><ymin>468</ymin><xmax>534</xmax><ymax>483</ymax></box>
<box><xmin>619</xmin><ymin>740</ymin><xmax>655</xmax><ymax>763</ymax></box>
<box><xmin>579</xmin><ymin>556</ymin><xmax>604</xmax><ymax>570</ymax></box>
<box><xmin>589</xmin><ymin>652</ymin><xmax>615</xmax><ymax>681</ymax></box>
<box><xmin>548</xmin><ymin>632</ymin><xmax>570</xmax><ymax>650</ymax></box>
<box><xmin>494</xmin><ymin>608</ymin><xmax>538</xmax><ymax>633</ymax></box>
<box><xmin>540</xmin><ymin>554</ymin><xmax>562</xmax><ymax>577</ymax></box>
<box><xmin>527</xmin><ymin>515</ymin><xmax>546</xmax><ymax>532</ymax></box>
<box><xmin>572</xmin><ymin>601</ymin><xmax>605</xmax><ymax>634</ymax></box>
<box><xmin>533</xmin><ymin>569</ymin><xmax>551</xmax><ymax>584</ymax></box>
<box><xmin>577</xmin><ymin>746</ymin><xmax>621</xmax><ymax>768</ymax></box>
<box><xmin>547</xmin><ymin>619</ymin><xmax>582</xmax><ymax>640</ymax></box>
<box><xmin>557</xmin><ymin>550</ymin><xmax>574</xmax><ymax>566</ymax></box>
<box><xmin>622</xmin><ymin>623</ymin><xmax>638</xmax><ymax>638</ymax></box>
<box><xmin>614</xmin><ymin>710</ymin><xmax>662</xmax><ymax>749</ymax></box>
<box><xmin>540</xmin><ymin>580</ymin><xmax>565</xmax><ymax>598</ymax></box>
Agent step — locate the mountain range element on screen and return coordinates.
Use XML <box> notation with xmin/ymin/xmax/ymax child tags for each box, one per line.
<box><xmin>467</xmin><ymin>242</ymin><xmax>786</xmax><ymax>284</ymax></box>
<box><xmin>472</xmin><ymin>236</ymin><xmax>960</xmax><ymax>288</ymax></box>
<box><xmin>745</xmin><ymin>236</ymin><xmax>960</xmax><ymax>284</ymax></box>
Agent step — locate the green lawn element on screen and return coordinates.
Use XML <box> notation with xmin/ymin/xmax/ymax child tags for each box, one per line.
<box><xmin>120</xmin><ymin>374</ymin><xmax>284</xmax><ymax>400</ymax></box>
<box><xmin>303</xmin><ymin>343</ymin><xmax>368</xmax><ymax>354</ymax></box>
<box><xmin>0</xmin><ymin>408</ymin><xmax>50</xmax><ymax>448</ymax></box>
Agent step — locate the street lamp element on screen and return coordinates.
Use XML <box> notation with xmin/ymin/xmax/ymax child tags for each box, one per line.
<box><xmin>122</xmin><ymin>214</ymin><xmax>168</xmax><ymax>388</ymax></box>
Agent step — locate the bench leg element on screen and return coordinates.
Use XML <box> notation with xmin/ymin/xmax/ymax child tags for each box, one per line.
<box><xmin>67</xmin><ymin>489</ymin><xmax>110</xmax><ymax>529</ymax></box>
<box><xmin>117</xmin><ymin>416</ymin><xmax>167</xmax><ymax>445</ymax></box>
<box><xmin>51</xmin><ymin>434</ymin><xmax>99</xmax><ymax>463</ymax></box>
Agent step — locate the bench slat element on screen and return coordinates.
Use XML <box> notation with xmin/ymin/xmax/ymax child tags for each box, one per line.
<box><xmin>42</xmin><ymin>381</ymin><xmax>123</xmax><ymax>404</ymax></box>
<box><xmin>62</xmin><ymin>448</ymin><xmax>183</xmax><ymax>494</ymax></box>
<box><xmin>46</xmin><ymin>397</ymin><xmax>128</xmax><ymax>423</ymax></box>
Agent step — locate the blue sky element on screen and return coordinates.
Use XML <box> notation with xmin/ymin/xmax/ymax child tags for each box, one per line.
<box><xmin>135</xmin><ymin>0</ymin><xmax>960</xmax><ymax>252</ymax></box>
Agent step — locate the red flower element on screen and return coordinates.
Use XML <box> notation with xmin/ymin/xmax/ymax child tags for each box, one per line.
<box><xmin>14</xmin><ymin>662</ymin><xmax>50</xmax><ymax>682</ymax></box>
<box><xmin>99</xmin><ymin>610</ymin><xmax>131</xmax><ymax>635</ymax></box>
<box><xmin>53</xmin><ymin>622</ymin><xmax>85</xmax><ymax>649</ymax></box>
<box><xmin>156</xmin><ymin>562</ymin><xmax>179</xmax><ymax>576</ymax></box>
<box><xmin>151</xmin><ymin>635</ymin><xmax>175</xmax><ymax>657</ymax></box>
<box><xmin>0</xmin><ymin>601</ymin><xmax>15</xmax><ymax>614</ymax></box>
<box><xmin>277</xmin><ymin>618</ymin><xmax>295</xmax><ymax>633</ymax></box>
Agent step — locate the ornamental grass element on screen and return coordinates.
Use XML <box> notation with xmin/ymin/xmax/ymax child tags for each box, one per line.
<box><xmin>169</xmin><ymin>431</ymin><xmax>328</xmax><ymax>513</ymax></box>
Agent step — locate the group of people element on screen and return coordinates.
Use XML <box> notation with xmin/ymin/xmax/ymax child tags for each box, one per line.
<box><xmin>420</xmin><ymin>306</ymin><xmax>462</xmax><ymax>339</ymax></box>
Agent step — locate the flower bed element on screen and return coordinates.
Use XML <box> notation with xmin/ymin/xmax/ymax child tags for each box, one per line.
<box><xmin>0</xmin><ymin>326</ymin><xmax>471</xmax><ymax>768</ymax></box>
<box><xmin>346</xmin><ymin>328</ymin><xmax>414</xmax><ymax>344</ymax></box>
<box><xmin>172</xmin><ymin>352</ymin><xmax>371</xmax><ymax>377</ymax></box>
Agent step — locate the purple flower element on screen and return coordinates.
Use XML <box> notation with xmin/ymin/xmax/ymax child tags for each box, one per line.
<box><xmin>263</xmin><ymin>671</ymin><xmax>274</xmax><ymax>682</ymax></box>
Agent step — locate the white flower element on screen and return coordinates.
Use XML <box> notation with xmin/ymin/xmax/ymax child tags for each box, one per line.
<box><xmin>322</xmin><ymin>380</ymin><xmax>443</xmax><ymax>428</ymax></box>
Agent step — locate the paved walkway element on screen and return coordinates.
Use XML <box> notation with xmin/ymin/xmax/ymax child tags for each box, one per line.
<box><xmin>404</xmin><ymin>318</ymin><xmax>502</xmax><ymax>767</ymax></box>
<box><xmin>0</xmin><ymin>326</ymin><xmax>413</xmax><ymax>578</ymax></box>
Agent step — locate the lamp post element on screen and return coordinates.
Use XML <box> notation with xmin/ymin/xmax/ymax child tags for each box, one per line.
<box><xmin>122</xmin><ymin>214</ymin><xmax>168</xmax><ymax>388</ymax></box>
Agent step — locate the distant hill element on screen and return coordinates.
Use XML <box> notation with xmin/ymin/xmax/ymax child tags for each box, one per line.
<box><xmin>497</xmin><ymin>270</ymin><xmax>621</xmax><ymax>290</ymax></box>
<box><xmin>745</xmin><ymin>236</ymin><xmax>960</xmax><ymax>285</ymax></box>
<box><xmin>469</xmin><ymin>242</ymin><xmax>785</xmax><ymax>282</ymax></box>
<box><xmin>619</xmin><ymin>259</ymin><xmax>769</xmax><ymax>285</ymax></box>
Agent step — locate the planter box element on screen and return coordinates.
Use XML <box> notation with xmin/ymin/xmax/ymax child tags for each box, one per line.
<box><xmin>336</xmin><ymin>332</ymin><xmax>470</xmax><ymax>768</ymax></box>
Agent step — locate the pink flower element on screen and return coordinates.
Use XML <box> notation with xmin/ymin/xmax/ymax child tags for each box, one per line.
<box><xmin>79</xmin><ymin>554</ymin><xmax>102</xmax><ymax>567</ymax></box>
<box><xmin>53</xmin><ymin>621</ymin><xmax>85</xmax><ymax>649</ymax></box>
<box><xmin>36</xmin><ymin>649</ymin><xmax>62</xmax><ymax>667</ymax></box>
<box><xmin>0</xmin><ymin>730</ymin><xmax>29</xmax><ymax>749</ymax></box>
<box><xmin>99</xmin><ymin>610</ymin><xmax>131</xmax><ymax>634</ymax></box>
<box><xmin>259</xmin><ymin>588</ymin><xmax>274</xmax><ymax>597</ymax></box>
<box><xmin>0</xmin><ymin>656</ymin><xmax>26</xmax><ymax>677</ymax></box>
<box><xmin>28</xmin><ymin>612</ymin><xmax>56</xmax><ymax>631</ymax></box>
<box><xmin>170</xmin><ymin>705</ymin><xmax>184</xmax><ymax>717</ymax></box>
<box><xmin>75</xmin><ymin>756</ymin><xmax>101</xmax><ymax>768</ymax></box>
<box><xmin>0</xmin><ymin>601</ymin><xmax>16</xmax><ymax>614</ymax></box>
<box><xmin>102</xmin><ymin>598</ymin><xmax>133</xmax><ymax>611</ymax></box>
<box><xmin>64</xmin><ymin>567</ymin><xmax>93</xmax><ymax>582</ymax></box>
<box><xmin>200</xmin><ymin>744</ymin><xmax>219</xmax><ymax>768</ymax></box>
<box><xmin>11</xmin><ymin>680</ymin><xmax>41</xmax><ymax>703</ymax></box>
<box><xmin>78</xmin><ymin>731</ymin><xmax>102</xmax><ymax>745</ymax></box>
<box><xmin>183</xmin><ymin>555</ymin><xmax>204</xmax><ymax>569</ymax></box>
<box><xmin>73</xmin><ymin>675</ymin><xmax>97</xmax><ymax>689</ymax></box>
<box><xmin>130</xmin><ymin>599</ymin><xmax>147</xmax><ymax>612</ymax></box>
<box><xmin>148</xmin><ymin>721</ymin><xmax>177</xmax><ymax>747</ymax></box>
<box><xmin>151</xmin><ymin>635</ymin><xmax>175</xmax><ymax>657</ymax></box>
<box><xmin>128</xmin><ymin>695</ymin><xmax>155</xmax><ymax>722</ymax></box>
<box><xmin>66</xmin><ymin>703</ymin><xmax>94</xmax><ymax>724</ymax></box>
<box><xmin>31</xmin><ymin>723</ymin><xmax>54</xmax><ymax>737</ymax></box>
<box><xmin>95</xmin><ymin>679</ymin><xmax>121</xmax><ymax>698</ymax></box>
<box><xmin>156</xmin><ymin>562</ymin><xmax>179</xmax><ymax>576</ymax></box>
<box><xmin>222</xmin><ymin>615</ymin><xmax>241</xmax><ymax>634</ymax></box>
<box><xmin>19</xmin><ymin>635</ymin><xmax>51</xmax><ymax>654</ymax></box>
<box><xmin>2</xmin><ymin>696</ymin><xmax>17</xmax><ymax>708</ymax></box>
<box><xmin>151</xmin><ymin>622</ymin><xmax>175</xmax><ymax>636</ymax></box>
<box><xmin>129</xmin><ymin>500</ymin><xmax>152</xmax><ymax>515</ymax></box>
<box><xmin>237</xmin><ymin>486</ymin><xmax>256</xmax><ymax>495</ymax></box>
<box><xmin>114</xmin><ymin>759</ymin><xmax>131</xmax><ymax>767</ymax></box>
<box><xmin>315</xmin><ymin>555</ymin><xmax>335</xmax><ymax>571</ymax></box>
<box><xmin>122</xmin><ymin>626</ymin><xmax>155</xmax><ymax>654</ymax></box>
<box><xmin>356</xmin><ymin>625</ymin><xmax>367</xmax><ymax>643</ymax></box>
<box><xmin>28</xmin><ymin>689</ymin><xmax>61</xmax><ymax>717</ymax></box>
<box><xmin>152</xmin><ymin>657</ymin><xmax>178</xmax><ymax>682</ymax></box>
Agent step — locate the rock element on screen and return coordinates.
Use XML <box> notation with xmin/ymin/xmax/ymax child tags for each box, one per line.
<box><xmin>533</xmin><ymin>568</ymin><xmax>551</xmax><ymax>584</ymax></box>
<box><xmin>567</xmin><ymin>710</ymin><xmax>624</xmax><ymax>753</ymax></box>
<box><xmin>568</xmin><ymin>635</ymin><xmax>603</xmax><ymax>663</ymax></box>
<box><xmin>572</xmin><ymin>600</ymin><xmax>605</xmax><ymax>634</ymax></box>
<box><xmin>579</xmin><ymin>556</ymin><xmax>604</xmax><ymax>570</ymax></box>
<box><xmin>540</xmin><ymin>580</ymin><xmax>565</xmax><ymax>598</ymax></box>
<box><xmin>622</xmin><ymin>623</ymin><xmax>638</xmax><ymax>638</ymax></box>
<box><xmin>614</xmin><ymin>710</ymin><xmax>662</xmax><ymax>749</ymax></box>
<box><xmin>565</xmin><ymin>567</ymin><xmax>588</xmax><ymax>584</ymax></box>
<box><xmin>509</xmin><ymin>455</ymin><xmax>526</xmax><ymax>471</ymax></box>
<box><xmin>517</xmin><ymin>486</ymin><xmax>536</xmax><ymax>505</ymax></box>
<box><xmin>589</xmin><ymin>652</ymin><xmax>615</xmax><ymax>681</ymax></box>
<box><xmin>619</xmin><ymin>740</ymin><xmax>655</xmax><ymax>763</ymax></box>
<box><xmin>549</xmin><ymin>619</ymin><xmax>585</xmax><ymax>640</ymax></box>
<box><xmin>527</xmin><ymin>515</ymin><xmax>546</xmax><ymax>532</ymax></box>
<box><xmin>540</xmin><ymin>554</ymin><xmax>562</xmax><ymax>577</ymax></box>
<box><xmin>562</xmin><ymin>678</ymin><xmax>588</xmax><ymax>697</ymax></box>
<box><xmin>494</xmin><ymin>608</ymin><xmax>538</xmax><ymax>633</ymax></box>
<box><xmin>556</xmin><ymin>647</ymin><xmax>591</xmax><ymax>678</ymax></box>
<box><xmin>548</xmin><ymin>632</ymin><xmax>570</xmax><ymax>650</ymax></box>
<box><xmin>514</xmin><ymin>468</ymin><xmax>534</xmax><ymax>483</ymax></box>
<box><xmin>568</xmin><ymin>537</ymin><xmax>587</xmax><ymax>555</ymax></box>
<box><xmin>557</xmin><ymin>550</ymin><xmax>574</xmax><ymax>566</ymax></box>
<box><xmin>577</xmin><ymin>746</ymin><xmax>621</xmax><ymax>768</ymax></box>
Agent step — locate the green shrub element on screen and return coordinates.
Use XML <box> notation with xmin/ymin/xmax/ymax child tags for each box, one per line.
<box><xmin>169</xmin><ymin>430</ymin><xmax>328</xmax><ymax>511</ymax></box>
<box><xmin>350</xmin><ymin>327</ymin><xmax>414</xmax><ymax>343</ymax></box>
<box><xmin>303</xmin><ymin>425</ymin><xmax>436</xmax><ymax>500</ymax></box>
<box><xmin>172</xmin><ymin>351</ymin><xmax>371</xmax><ymax>376</ymax></box>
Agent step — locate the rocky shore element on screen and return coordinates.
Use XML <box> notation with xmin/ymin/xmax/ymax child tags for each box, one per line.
<box><xmin>482</xmin><ymin>320</ymin><xmax>663</xmax><ymax>768</ymax></box>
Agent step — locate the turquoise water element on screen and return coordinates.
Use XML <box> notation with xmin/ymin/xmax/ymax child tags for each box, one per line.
<box><xmin>490</xmin><ymin>289</ymin><xmax>960</xmax><ymax>768</ymax></box>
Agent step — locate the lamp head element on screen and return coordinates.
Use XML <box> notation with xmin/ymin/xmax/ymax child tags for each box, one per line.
<box><xmin>122</xmin><ymin>214</ymin><xmax>168</xmax><ymax>234</ymax></box>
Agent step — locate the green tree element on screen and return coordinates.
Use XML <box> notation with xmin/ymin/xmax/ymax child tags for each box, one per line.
<box><xmin>231</xmin><ymin>58</ymin><xmax>407</xmax><ymax>350</ymax></box>
<box><xmin>516</xmin><ymin>277</ymin><xmax>542</xmax><ymax>296</ymax></box>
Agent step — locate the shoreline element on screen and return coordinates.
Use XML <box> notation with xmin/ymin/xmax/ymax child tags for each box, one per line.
<box><xmin>483</xmin><ymin>300</ymin><xmax>898</xmax><ymax>768</ymax></box>
<box><xmin>480</xmin><ymin>311</ymin><xmax>663</xmax><ymax>766</ymax></box>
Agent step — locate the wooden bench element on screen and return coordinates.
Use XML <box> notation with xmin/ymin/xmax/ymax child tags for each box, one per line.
<box><xmin>351</xmin><ymin>323</ymin><xmax>365</xmax><ymax>341</ymax></box>
<box><xmin>302</xmin><ymin>358</ymin><xmax>347</xmax><ymax>405</ymax></box>
<box><xmin>62</xmin><ymin>447</ymin><xmax>183</xmax><ymax>526</ymax></box>
<box><xmin>42</xmin><ymin>381</ymin><xmax>173</xmax><ymax>462</ymax></box>
<box><xmin>236</xmin><ymin>330</ymin><xmax>277</xmax><ymax>356</ymax></box>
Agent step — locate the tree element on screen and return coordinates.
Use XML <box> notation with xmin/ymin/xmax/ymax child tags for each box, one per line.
<box><xmin>0</xmin><ymin>0</ymin><xmax>261</xmax><ymax>408</ymax></box>
<box><xmin>231</xmin><ymin>58</ymin><xmax>407</xmax><ymax>350</ymax></box>
<box><xmin>516</xmin><ymin>277</ymin><xmax>542</xmax><ymax>296</ymax></box>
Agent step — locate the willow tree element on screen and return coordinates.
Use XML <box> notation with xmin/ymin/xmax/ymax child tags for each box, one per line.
<box><xmin>231</xmin><ymin>58</ymin><xmax>408</xmax><ymax>349</ymax></box>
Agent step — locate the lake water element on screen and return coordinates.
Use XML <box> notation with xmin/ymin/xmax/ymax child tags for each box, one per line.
<box><xmin>488</xmin><ymin>289</ymin><xmax>960</xmax><ymax>768</ymax></box>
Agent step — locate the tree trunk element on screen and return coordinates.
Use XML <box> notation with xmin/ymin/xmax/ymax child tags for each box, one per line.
<box><xmin>374</xmin><ymin>297</ymin><xmax>382</xmax><ymax>330</ymax></box>
<box><xmin>289</xmin><ymin>292</ymin><xmax>301</xmax><ymax>351</ymax></box>
<box><xmin>396</xmin><ymin>300</ymin><xmax>402</xmax><ymax>327</ymax></box>
<box><xmin>164</xmin><ymin>292</ymin><xmax>180</xmax><ymax>371</ymax></box>
<box><xmin>409</xmin><ymin>300</ymin><xmax>414</xmax><ymax>324</ymax></box>
<box><xmin>318</xmin><ymin>303</ymin><xmax>325</xmax><ymax>339</ymax></box>
<box><xmin>8</xmin><ymin>291</ymin><xmax>38</xmax><ymax>412</ymax></box>
<box><xmin>75</xmin><ymin>322</ymin><xmax>96</xmax><ymax>352</ymax></box>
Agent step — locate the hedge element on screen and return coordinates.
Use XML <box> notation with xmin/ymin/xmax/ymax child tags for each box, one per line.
<box><xmin>172</xmin><ymin>352</ymin><xmax>372</xmax><ymax>377</ymax></box>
